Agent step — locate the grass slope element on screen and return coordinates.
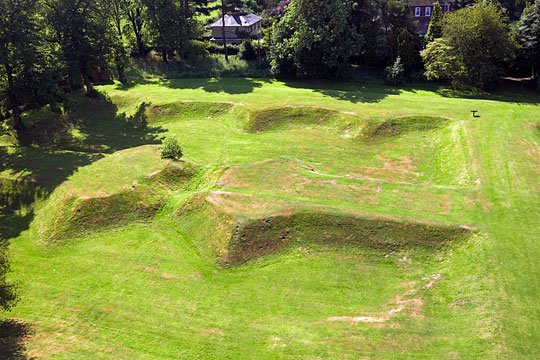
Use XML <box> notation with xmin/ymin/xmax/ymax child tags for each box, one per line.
<box><xmin>0</xmin><ymin>78</ymin><xmax>539</xmax><ymax>358</ymax></box>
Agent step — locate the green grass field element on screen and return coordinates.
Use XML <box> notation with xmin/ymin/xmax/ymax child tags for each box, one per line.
<box><xmin>1</xmin><ymin>77</ymin><xmax>539</xmax><ymax>359</ymax></box>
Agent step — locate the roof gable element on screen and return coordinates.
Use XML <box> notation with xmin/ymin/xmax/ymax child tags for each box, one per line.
<box><xmin>210</xmin><ymin>14</ymin><xmax>261</xmax><ymax>27</ymax></box>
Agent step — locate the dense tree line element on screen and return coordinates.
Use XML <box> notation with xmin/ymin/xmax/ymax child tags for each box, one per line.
<box><xmin>2</xmin><ymin>0</ymin><xmax>540</xmax><ymax>140</ymax></box>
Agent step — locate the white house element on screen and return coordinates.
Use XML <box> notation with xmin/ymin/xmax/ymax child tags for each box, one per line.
<box><xmin>209</xmin><ymin>14</ymin><xmax>262</xmax><ymax>44</ymax></box>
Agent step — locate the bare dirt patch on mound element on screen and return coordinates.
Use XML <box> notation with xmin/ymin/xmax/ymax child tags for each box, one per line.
<box><xmin>220</xmin><ymin>158</ymin><xmax>381</xmax><ymax>206</ymax></box>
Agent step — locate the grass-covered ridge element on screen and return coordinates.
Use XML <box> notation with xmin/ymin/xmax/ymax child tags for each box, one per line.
<box><xmin>1</xmin><ymin>78</ymin><xmax>539</xmax><ymax>358</ymax></box>
<box><xmin>362</xmin><ymin>115</ymin><xmax>451</xmax><ymax>141</ymax></box>
<box><xmin>246</xmin><ymin>106</ymin><xmax>362</xmax><ymax>134</ymax></box>
<box><xmin>32</xmin><ymin>146</ymin><xmax>198</xmax><ymax>242</ymax></box>
<box><xmin>179</xmin><ymin>192</ymin><xmax>471</xmax><ymax>266</ymax></box>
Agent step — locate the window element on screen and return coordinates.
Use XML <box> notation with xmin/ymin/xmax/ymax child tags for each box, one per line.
<box><xmin>425</xmin><ymin>6</ymin><xmax>431</xmax><ymax>16</ymax></box>
<box><xmin>415</xmin><ymin>7</ymin><xmax>421</xmax><ymax>16</ymax></box>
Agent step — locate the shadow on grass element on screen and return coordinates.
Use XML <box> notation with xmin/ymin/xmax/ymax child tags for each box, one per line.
<box><xmin>160</xmin><ymin>76</ymin><xmax>405</xmax><ymax>103</ymax></box>
<box><xmin>0</xmin><ymin>93</ymin><xmax>168</xmax><ymax>239</ymax></box>
<box><xmin>161</xmin><ymin>77</ymin><xmax>270</xmax><ymax>95</ymax></box>
<box><xmin>0</xmin><ymin>319</ymin><xmax>33</xmax><ymax>360</ymax></box>
<box><xmin>281</xmin><ymin>79</ymin><xmax>408</xmax><ymax>104</ymax></box>
<box><xmin>435</xmin><ymin>79</ymin><xmax>540</xmax><ymax>104</ymax></box>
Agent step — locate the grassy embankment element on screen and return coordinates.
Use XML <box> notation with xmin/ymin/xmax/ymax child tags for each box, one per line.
<box><xmin>0</xmin><ymin>78</ymin><xmax>539</xmax><ymax>358</ymax></box>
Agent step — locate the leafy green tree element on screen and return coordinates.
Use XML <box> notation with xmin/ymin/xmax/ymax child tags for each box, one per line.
<box><xmin>396</xmin><ymin>28</ymin><xmax>418</xmax><ymax>73</ymax></box>
<box><xmin>104</xmin><ymin>0</ymin><xmax>130</xmax><ymax>83</ymax></box>
<box><xmin>183</xmin><ymin>0</ymin><xmax>214</xmax><ymax>18</ymax></box>
<box><xmin>426</xmin><ymin>3</ymin><xmax>444</xmax><ymax>43</ymax></box>
<box><xmin>422</xmin><ymin>0</ymin><xmax>516</xmax><ymax>89</ymax></box>
<box><xmin>514</xmin><ymin>0</ymin><xmax>540</xmax><ymax>87</ymax></box>
<box><xmin>0</xmin><ymin>0</ymin><xmax>60</xmax><ymax>134</ymax></box>
<box><xmin>144</xmin><ymin>0</ymin><xmax>201</xmax><ymax>62</ymax></box>
<box><xmin>240</xmin><ymin>40</ymin><xmax>258</xmax><ymax>61</ymax></box>
<box><xmin>121</xmin><ymin>0</ymin><xmax>148</xmax><ymax>56</ymax></box>
<box><xmin>375</xmin><ymin>0</ymin><xmax>418</xmax><ymax>59</ymax></box>
<box><xmin>422</xmin><ymin>38</ymin><xmax>463</xmax><ymax>81</ymax></box>
<box><xmin>269</xmin><ymin>0</ymin><xmax>363</xmax><ymax>78</ymax></box>
<box><xmin>47</xmin><ymin>0</ymin><xmax>116</xmax><ymax>92</ymax></box>
<box><xmin>351</xmin><ymin>0</ymin><xmax>418</xmax><ymax>67</ymax></box>
<box><xmin>498</xmin><ymin>0</ymin><xmax>526</xmax><ymax>20</ymax></box>
<box><xmin>143</xmin><ymin>0</ymin><xmax>184</xmax><ymax>62</ymax></box>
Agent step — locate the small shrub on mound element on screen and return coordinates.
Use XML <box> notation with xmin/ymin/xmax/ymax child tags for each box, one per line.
<box><xmin>160</xmin><ymin>138</ymin><xmax>183</xmax><ymax>160</ymax></box>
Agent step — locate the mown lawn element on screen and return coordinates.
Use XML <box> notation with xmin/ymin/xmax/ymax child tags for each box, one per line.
<box><xmin>1</xmin><ymin>77</ymin><xmax>539</xmax><ymax>359</ymax></box>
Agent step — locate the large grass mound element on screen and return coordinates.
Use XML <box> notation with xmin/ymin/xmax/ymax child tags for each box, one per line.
<box><xmin>147</xmin><ymin>101</ymin><xmax>235</xmax><ymax>123</ymax></box>
<box><xmin>177</xmin><ymin>192</ymin><xmax>470</xmax><ymax>266</ymax></box>
<box><xmin>362</xmin><ymin>116</ymin><xmax>450</xmax><ymax>141</ymax></box>
<box><xmin>33</xmin><ymin>145</ymin><xmax>197</xmax><ymax>242</ymax></box>
<box><xmin>246</xmin><ymin>106</ymin><xmax>362</xmax><ymax>134</ymax></box>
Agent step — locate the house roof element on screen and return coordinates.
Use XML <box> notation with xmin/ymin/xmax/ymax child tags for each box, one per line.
<box><xmin>409</xmin><ymin>0</ymin><xmax>454</xmax><ymax>6</ymax></box>
<box><xmin>209</xmin><ymin>14</ymin><xmax>261</xmax><ymax>27</ymax></box>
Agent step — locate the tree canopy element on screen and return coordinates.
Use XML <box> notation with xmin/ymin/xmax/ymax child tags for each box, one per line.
<box><xmin>0</xmin><ymin>0</ymin><xmax>60</xmax><ymax>134</ymax></box>
<box><xmin>514</xmin><ymin>0</ymin><xmax>540</xmax><ymax>86</ymax></box>
<box><xmin>422</xmin><ymin>0</ymin><xmax>516</xmax><ymax>89</ymax></box>
<box><xmin>425</xmin><ymin>3</ymin><xmax>444</xmax><ymax>43</ymax></box>
<box><xmin>269</xmin><ymin>0</ymin><xmax>363</xmax><ymax>78</ymax></box>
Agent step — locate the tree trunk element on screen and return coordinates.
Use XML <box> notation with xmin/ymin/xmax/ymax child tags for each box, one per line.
<box><xmin>4</xmin><ymin>63</ymin><xmax>25</xmax><ymax>133</ymax></box>
<box><xmin>185</xmin><ymin>0</ymin><xmax>190</xmax><ymax>18</ymax></box>
<box><xmin>83</xmin><ymin>72</ymin><xmax>94</xmax><ymax>93</ymax></box>
<box><xmin>12</xmin><ymin>106</ymin><xmax>24</xmax><ymax>132</ymax></box>
<box><xmin>128</xmin><ymin>11</ymin><xmax>145</xmax><ymax>57</ymax></box>
<box><xmin>162</xmin><ymin>48</ymin><xmax>168</xmax><ymax>63</ymax></box>
<box><xmin>222</xmin><ymin>0</ymin><xmax>228</xmax><ymax>62</ymax></box>
<box><xmin>136</xmin><ymin>31</ymin><xmax>145</xmax><ymax>56</ymax></box>
<box><xmin>118</xmin><ymin>66</ymin><xmax>127</xmax><ymax>83</ymax></box>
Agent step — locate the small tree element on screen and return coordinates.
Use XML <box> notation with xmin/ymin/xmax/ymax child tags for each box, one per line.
<box><xmin>385</xmin><ymin>57</ymin><xmax>405</xmax><ymax>85</ymax></box>
<box><xmin>160</xmin><ymin>138</ymin><xmax>183</xmax><ymax>159</ymax></box>
<box><xmin>426</xmin><ymin>3</ymin><xmax>444</xmax><ymax>43</ymax></box>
